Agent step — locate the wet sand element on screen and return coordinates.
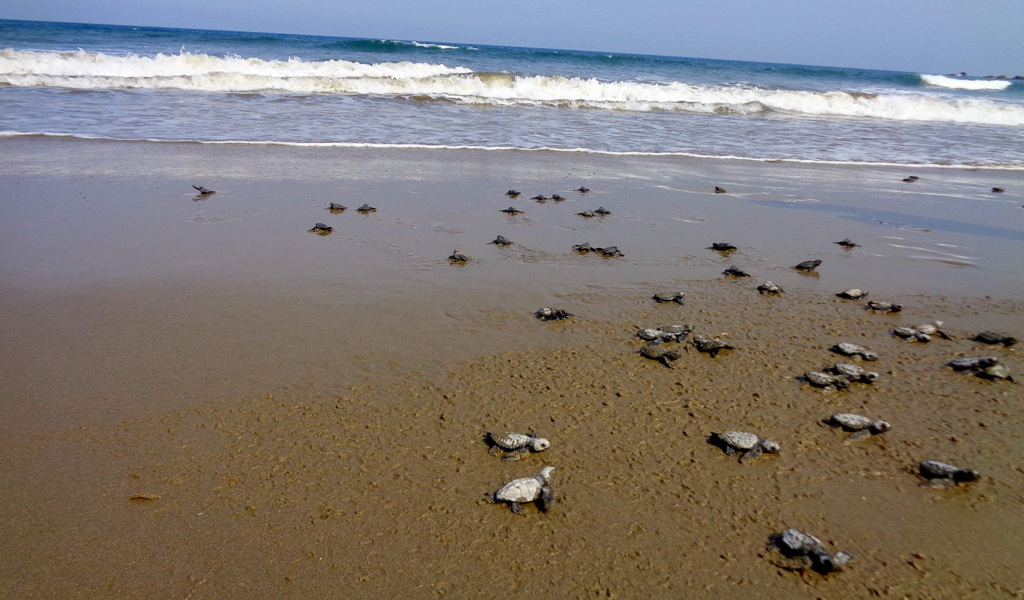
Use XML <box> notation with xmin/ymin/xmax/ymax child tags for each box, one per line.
<box><xmin>1</xmin><ymin>138</ymin><xmax>1023</xmax><ymax>598</ymax></box>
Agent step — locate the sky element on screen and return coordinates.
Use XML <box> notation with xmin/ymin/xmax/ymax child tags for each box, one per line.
<box><xmin>2</xmin><ymin>0</ymin><xmax>1022</xmax><ymax>74</ymax></box>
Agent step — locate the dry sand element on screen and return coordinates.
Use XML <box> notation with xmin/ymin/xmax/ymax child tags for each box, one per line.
<box><xmin>1</xmin><ymin>138</ymin><xmax>1023</xmax><ymax>598</ymax></box>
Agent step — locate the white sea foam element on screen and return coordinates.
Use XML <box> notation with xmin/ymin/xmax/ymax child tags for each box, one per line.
<box><xmin>2</xmin><ymin>49</ymin><xmax>1024</xmax><ymax>126</ymax></box>
<box><xmin>920</xmin><ymin>74</ymin><xmax>1012</xmax><ymax>91</ymax></box>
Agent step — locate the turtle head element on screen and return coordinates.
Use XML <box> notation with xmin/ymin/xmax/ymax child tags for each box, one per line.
<box><xmin>538</xmin><ymin>466</ymin><xmax>555</xmax><ymax>483</ymax></box>
<box><xmin>953</xmin><ymin>469</ymin><xmax>981</xmax><ymax>482</ymax></box>
<box><xmin>760</xmin><ymin>440</ymin><xmax>781</xmax><ymax>454</ymax></box>
<box><xmin>862</xmin><ymin>371</ymin><xmax>880</xmax><ymax>383</ymax></box>
<box><xmin>531</xmin><ymin>437</ymin><xmax>551</xmax><ymax>452</ymax></box>
<box><xmin>870</xmin><ymin>420</ymin><xmax>891</xmax><ymax>434</ymax></box>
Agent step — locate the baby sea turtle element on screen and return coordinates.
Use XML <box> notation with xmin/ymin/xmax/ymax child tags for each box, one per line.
<box><xmin>831</xmin><ymin>343</ymin><xmax>879</xmax><ymax>361</ymax></box>
<box><xmin>448</xmin><ymin>249</ymin><xmax>470</xmax><ymax>263</ymax></box>
<box><xmin>506</xmin><ymin>190</ymin><xmax>521</xmax><ymax>197</ymax></box>
<box><xmin>948</xmin><ymin>356</ymin><xmax>998</xmax><ymax>371</ymax></box>
<box><xmin>536</xmin><ymin>307</ymin><xmax>574</xmax><ymax>321</ymax></box>
<box><xmin>975</xmin><ymin>331</ymin><xmax>1017</xmax><ymax>347</ymax></box>
<box><xmin>356</xmin><ymin>203</ymin><xmax>376</xmax><ymax>213</ymax></box>
<box><xmin>490</xmin><ymin>466</ymin><xmax>555</xmax><ymax>514</ymax></box>
<box><xmin>531</xmin><ymin>195</ymin><xmax>548</xmax><ymax>202</ymax></box>
<box><xmin>594</xmin><ymin>207</ymin><xmax>611</xmax><ymax>215</ymax></box>
<box><xmin>902</xmin><ymin>177</ymin><xmax>917</xmax><ymax>183</ymax></box>
<box><xmin>572</xmin><ymin>242</ymin><xmax>593</xmax><ymax>253</ymax></box>
<box><xmin>691</xmin><ymin>335</ymin><xmax>735</xmax><ymax>358</ymax></box>
<box><xmin>501</xmin><ymin>206</ymin><xmax>523</xmax><ymax>215</ymax></box>
<box><xmin>831</xmin><ymin>363</ymin><xmax>879</xmax><ymax>383</ymax></box>
<box><xmin>308</xmin><ymin>222</ymin><xmax>333</xmax><ymax>234</ymax></box>
<box><xmin>723</xmin><ymin>266</ymin><xmax>751</xmax><ymax>278</ymax></box>
<box><xmin>710</xmin><ymin>431</ymin><xmax>779</xmax><ymax>463</ymax></box>
<box><xmin>328</xmin><ymin>202</ymin><xmax>347</xmax><ymax>212</ymax></box>
<box><xmin>486</xmin><ymin>432</ymin><xmax>551</xmax><ymax>461</ymax></box>
<box><xmin>192</xmin><ymin>185</ymin><xmax>215</xmax><ymax>195</ymax></box>
<box><xmin>490</xmin><ymin>235</ymin><xmax>513</xmax><ymax>246</ymax></box>
<box><xmin>709</xmin><ymin>242</ymin><xmax>737</xmax><ymax>252</ymax></box>
<box><xmin>794</xmin><ymin>259</ymin><xmax>822</xmax><ymax>272</ymax></box>
<box><xmin>551</xmin><ymin>194</ymin><xmax>565</xmax><ymax>201</ymax></box>
<box><xmin>837</xmin><ymin>289</ymin><xmax>868</xmax><ymax>300</ymax></box>
<box><xmin>894</xmin><ymin>322</ymin><xmax>950</xmax><ymax>343</ymax></box>
<box><xmin>827</xmin><ymin>413</ymin><xmax>890</xmax><ymax>440</ymax></box>
<box><xmin>576</xmin><ymin>210</ymin><xmax>596</xmax><ymax>218</ymax></box>
<box><xmin>757</xmin><ymin>281</ymin><xmax>783</xmax><ymax>295</ymax></box>
<box><xmin>767</xmin><ymin>529</ymin><xmax>853</xmax><ymax>574</ymax></box>
<box><xmin>596</xmin><ymin>246</ymin><xmax>623</xmax><ymax>257</ymax></box>
<box><xmin>714</xmin><ymin>186</ymin><xmax>727</xmax><ymax>194</ymax></box>
<box><xmin>992</xmin><ymin>187</ymin><xmax>1005</xmax><ymax>193</ymax></box>
<box><xmin>805</xmin><ymin>371</ymin><xmax>851</xmax><ymax>391</ymax></box>
<box><xmin>835</xmin><ymin>239</ymin><xmax>860</xmax><ymax>248</ymax></box>
<box><xmin>575</xmin><ymin>186</ymin><xmax>590</xmax><ymax>193</ymax></box>
<box><xmin>918</xmin><ymin>460</ymin><xmax>980</xmax><ymax>488</ymax></box>
<box><xmin>867</xmin><ymin>301</ymin><xmax>902</xmax><ymax>313</ymax></box>
<box><xmin>652</xmin><ymin>291</ymin><xmax>685</xmax><ymax>305</ymax></box>
<box><xmin>660</xmin><ymin>324</ymin><xmax>693</xmax><ymax>341</ymax></box>
<box><xmin>639</xmin><ymin>342</ymin><xmax>682</xmax><ymax>369</ymax></box>
<box><xmin>980</xmin><ymin>364</ymin><xmax>1013</xmax><ymax>380</ymax></box>
<box><xmin>637</xmin><ymin>328</ymin><xmax>663</xmax><ymax>341</ymax></box>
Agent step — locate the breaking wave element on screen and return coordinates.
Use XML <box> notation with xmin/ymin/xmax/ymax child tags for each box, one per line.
<box><xmin>3</xmin><ymin>49</ymin><xmax>1024</xmax><ymax>125</ymax></box>
<box><xmin>920</xmin><ymin>74</ymin><xmax>1012</xmax><ymax>91</ymax></box>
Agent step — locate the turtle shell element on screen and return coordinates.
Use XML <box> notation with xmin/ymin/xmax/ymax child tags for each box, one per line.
<box><xmin>716</xmin><ymin>431</ymin><xmax>759</xmax><ymax>450</ymax></box>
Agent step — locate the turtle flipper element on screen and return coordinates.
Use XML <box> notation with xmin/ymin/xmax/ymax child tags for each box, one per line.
<box><xmin>847</xmin><ymin>430</ymin><xmax>872</xmax><ymax>441</ymax></box>
<box><xmin>501</xmin><ymin>447</ymin><xmax>530</xmax><ymax>461</ymax></box>
<box><xmin>740</xmin><ymin>446</ymin><xmax>763</xmax><ymax>464</ymax></box>
<box><xmin>920</xmin><ymin>478</ymin><xmax>955</xmax><ymax>489</ymax></box>
<box><xmin>508</xmin><ymin>502</ymin><xmax>525</xmax><ymax>515</ymax></box>
<box><xmin>538</xmin><ymin>486</ymin><xmax>555</xmax><ymax>513</ymax></box>
<box><xmin>488</xmin><ymin>445</ymin><xmax>504</xmax><ymax>457</ymax></box>
<box><xmin>723</xmin><ymin>445</ymin><xmax>738</xmax><ymax>457</ymax></box>
<box><xmin>659</xmin><ymin>356</ymin><xmax>676</xmax><ymax>369</ymax></box>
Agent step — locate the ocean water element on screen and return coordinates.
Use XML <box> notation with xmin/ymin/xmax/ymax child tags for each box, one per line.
<box><xmin>2</xmin><ymin>19</ymin><xmax>1023</xmax><ymax>167</ymax></box>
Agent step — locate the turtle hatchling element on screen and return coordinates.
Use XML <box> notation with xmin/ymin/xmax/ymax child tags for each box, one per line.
<box><xmin>192</xmin><ymin>185</ymin><xmax>215</xmax><ymax>195</ymax></box>
<box><xmin>308</xmin><ymin>222</ymin><xmax>333</xmax><ymax>234</ymax></box>
<box><xmin>551</xmin><ymin>194</ymin><xmax>565</xmax><ymax>201</ymax></box>
<box><xmin>835</xmin><ymin>239</ymin><xmax>860</xmax><ymax>248</ymax></box>
<box><xmin>979</xmin><ymin>364</ymin><xmax>1013</xmax><ymax>381</ymax></box>
<box><xmin>576</xmin><ymin>210</ymin><xmax>596</xmax><ymax>218</ymax></box>
<box><xmin>506</xmin><ymin>190</ymin><xmax>521</xmax><ymax>197</ymax></box>
<box><xmin>837</xmin><ymin>289</ymin><xmax>868</xmax><ymax>300</ymax></box>
<box><xmin>652</xmin><ymin>291</ymin><xmax>685</xmax><ymax>305</ymax></box>
<box><xmin>711</xmin><ymin>431</ymin><xmax>780</xmax><ymax>464</ymax></box>
<box><xmin>948</xmin><ymin>356</ymin><xmax>999</xmax><ymax>371</ymax></box>
<box><xmin>767</xmin><ymin>529</ymin><xmax>853</xmax><ymax>574</ymax></box>
<box><xmin>490</xmin><ymin>466</ymin><xmax>555</xmax><ymax>515</ymax></box>
<box><xmin>918</xmin><ymin>460</ymin><xmax>980</xmax><ymax>488</ymax></box>
<box><xmin>536</xmin><ymin>307</ymin><xmax>574</xmax><ymax>321</ymax></box>
<box><xmin>828</xmin><ymin>413</ymin><xmax>890</xmax><ymax>440</ymax></box>
<box><xmin>596</xmin><ymin>246</ymin><xmax>623</xmax><ymax>257</ymax></box>
<box><xmin>356</xmin><ymin>203</ymin><xmax>376</xmax><ymax>213</ymax></box>
<box><xmin>691</xmin><ymin>335</ymin><xmax>735</xmax><ymax>358</ymax></box>
<box><xmin>805</xmin><ymin>371</ymin><xmax>851</xmax><ymax>391</ymax></box>
<box><xmin>661</xmin><ymin>324</ymin><xmax>693</xmax><ymax>341</ymax></box>
<box><xmin>831</xmin><ymin>342</ymin><xmax>879</xmax><ymax>361</ymax></box>
<box><xmin>867</xmin><ymin>301</ymin><xmax>902</xmax><ymax>313</ymax></box>
<box><xmin>448</xmin><ymin>249</ymin><xmax>470</xmax><ymax>263</ymax></box>
<box><xmin>594</xmin><ymin>207</ymin><xmax>611</xmax><ymax>215</ymax></box>
<box><xmin>575</xmin><ymin>186</ymin><xmax>590</xmax><ymax>193</ymax></box>
<box><xmin>637</xmin><ymin>328</ymin><xmax>663</xmax><ymax>341</ymax></box>
<box><xmin>572</xmin><ymin>242</ymin><xmax>594</xmax><ymax>253</ymax></box>
<box><xmin>710</xmin><ymin>242</ymin><xmax>736</xmax><ymax>252</ymax></box>
<box><xmin>831</xmin><ymin>362</ymin><xmax>879</xmax><ymax>383</ymax></box>
<box><xmin>531</xmin><ymin>194</ymin><xmax>547</xmax><ymax>202</ymax></box>
<box><xmin>757</xmin><ymin>281</ymin><xmax>783</xmax><ymax>295</ymax></box>
<box><xmin>639</xmin><ymin>342</ymin><xmax>682</xmax><ymax>369</ymax></box>
<box><xmin>794</xmin><ymin>259</ymin><xmax>822</xmax><ymax>272</ymax></box>
<box><xmin>486</xmin><ymin>432</ymin><xmax>551</xmax><ymax>461</ymax></box>
<box><xmin>501</xmin><ymin>206</ymin><xmax>523</xmax><ymax>215</ymax></box>
<box><xmin>975</xmin><ymin>331</ymin><xmax>1017</xmax><ymax>347</ymax></box>
<box><xmin>490</xmin><ymin>235</ymin><xmax>513</xmax><ymax>246</ymax></box>
<box><xmin>714</xmin><ymin>186</ymin><xmax>727</xmax><ymax>194</ymax></box>
<box><xmin>328</xmin><ymin>202</ymin><xmax>347</xmax><ymax>212</ymax></box>
<box><xmin>723</xmin><ymin>266</ymin><xmax>751</xmax><ymax>278</ymax></box>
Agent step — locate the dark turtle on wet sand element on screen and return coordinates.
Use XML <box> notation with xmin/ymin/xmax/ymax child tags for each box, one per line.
<box><xmin>448</xmin><ymin>249</ymin><xmax>470</xmax><ymax>263</ymax></box>
<box><xmin>660</xmin><ymin>324</ymin><xmax>693</xmax><ymax>341</ymax></box>
<box><xmin>531</xmin><ymin>195</ymin><xmax>548</xmax><ymax>202</ymax></box>
<box><xmin>308</xmin><ymin>222</ymin><xmax>333</xmax><ymax>234</ymax></box>
<box><xmin>575</xmin><ymin>186</ymin><xmax>590</xmax><ymax>193</ymax></box>
<box><xmin>490</xmin><ymin>235</ymin><xmax>513</xmax><ymax>246</ymax></box>
<box><xmin>594</xmin><ymin>207</ymin><xmax>611</xmax><ymax>215</ymax></box>
<box><xmin>918</xmin><ymin>460</ymin><xmax>980</xmax><ymax>488</ymax></box>
<box><xmin>837</xmin><ymin>288</ymin><xmax>868</xmax><ymax>300</ymax></box>
<box><xmin>805</xmin><ymin>371</ymin><xmax>851</xmax><ymax>391</ymax></box>
<box><xmin>723</xmin><ymin>266</ymin><xmax>751</xmax><ymax>278</ymax></box>
<box><xmin>506</xmin><ymin>190</ymin><xmax>521</xmax><ymax>197</ymax></box>
<box><xmin>576</xmin><ymin>210</ymin><xmax>596</xmax><ymax>218</ymax></box>
<box><xmin>830</xmin><ymin>363</ymin><xmax>879</xmax><ymax>383</ymax></box>
<box><xmin>639</xmin><ymin>342</ymin><xmax>682</xmax><ymax>369</ymax></box>
<box><xmin>975</xmin><ymin>331</ymin><xmax>1017</xmax><ymax>347</ymax></box>
<box><xmin>948</xmin><ymin>356</ymin><xmax>999</xmax><ymax>371</ymax></box>
<box><xmin>551</xmin><ymin>194</ymin><xmax>565</xmax><ymax>201</ymax></box>
<box><xmin>691</xmin><ymin>335</ymin><xmax>735</xmax><ymax>358</ymax></box>
<box><xmin>709</xmin><ymin>242</ymin><xmax>737</xmax><ymax>252</ymax></box>
<box><xmin>835</xmin><ymin>239</ymin><xmax>860</xmax><ymax>248</ymax></box>
<box><xmin>902</xmin><ymin>176</ymin><xmax>918</xmax><ymax>183</ymax></box>
<box><xmin>490</xmin><ymin>466</ymin><xmax>555</xmax><ymax>514</ymax></box>
<box><xmin>827</xmin><ymin>413</ymin><xmax>890</xmax><ymax>440</ymax></box>
<box><xmin>501</xmin><ymin>206</ymin><xmax>524</xmax><ymax>215</ymax></box>
<box><xmin>714</xmin><ymin>186</ymin><xmax>727</xmax><ymax>194</ymax></box>
<box><xmin>596</xmin><ymin>246</ymin><xmax>623</xmax><ymax>257</ymax></box>
<box><xmin>356</xmin><ymin>203</ymin><xmax>377</xmax><ymax>213</ymax></box>
<box><xmin>535</xmin><ymin>307</ymin><xmax>575</xmax><ymax>321</ymax></box>
<box><xmin>652</xmin><ymin>291</ymin><xmax>685</xmax><ymax>305</ymax></box>
<box><xmin>710</xmin><ymin>431</ymin><xmax>780</xmax><ymax>464</ymax></box>
<box><xmin>486</xmin><ymin>431</ymin><xmax>551</xmax><ymax>461</ymax></box>
<box><xmin>328</xmin><ymin>202</ymin><xmax>347</xmax><ymax>212</ymax></box>
<box><xmin>572</xmin><ymin>242</ymin><xmax>594</xmax><ymax>253</ymax></box>
<box><xmin>757</xmin><ymin>281</ymin><xmax>783</xmax><ymax>295</ymax></box>
<box><xmin>192</xmin><ymin>185</ymin><xmax>215</xmax><ymax>195</ymax></box>
<box><xmin>767</xmin><ymin>529</ymin><xmax>854</xmax><ymax>574</ymax></box>
<box><xmin>794</xmin><ymin>259</ymin><xmax>822</xmax><ymax>272</ymax></box>
<box><xmin>894</xmin><ymin>322</ymin><xmax>949</xmax><ymax>343</ymax></box>
<box><xmin>867</xmin><ymin>300</ymin><xmax>902</xmax><ymax>313</ymax></box>
<box><xmin>992</xmin><ymin>187</ymin><xmax>1005</xmax><ymax>193</ymax></box>
<box><xmin>831</xmin><ymin>342</ymin><xmax>879</xmax><ymax>361</ymax></box>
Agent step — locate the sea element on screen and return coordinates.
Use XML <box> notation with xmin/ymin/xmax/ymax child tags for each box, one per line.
<box><xmin>2</xmin><ymin>19</ymin><xmax>1023</xmax><ymax>168</ymax></box>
